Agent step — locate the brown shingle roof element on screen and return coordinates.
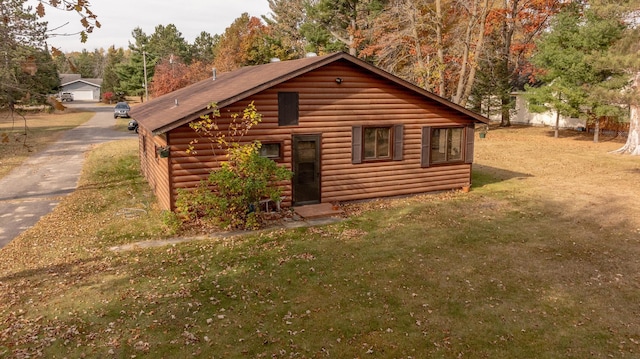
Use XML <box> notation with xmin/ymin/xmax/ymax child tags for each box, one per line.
<box><xmin>130</xmin><ymin>52</ymin><xmax>488</xmax><ymax>135</ymax></box>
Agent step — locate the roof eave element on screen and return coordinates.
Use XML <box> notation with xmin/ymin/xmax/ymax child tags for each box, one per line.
<box><xmin>61</xmin><ymin>79</ymin><xmax>102</xmax><ymax>87</ymax></box>
<box><xmin>149</xmin><ymin>52</ymin><xmax>488</xmax><ymax>134</ymax></box>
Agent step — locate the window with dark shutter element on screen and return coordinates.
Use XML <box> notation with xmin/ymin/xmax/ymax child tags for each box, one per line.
<box><xmin>422</xmin><ymin>126</ymin><xmax>466</xmax><ymax>167</ymax></box>
<box><xmin>465</xmin><ymin>126</ymin><xmax>474</xmax><ymax>164</ymax></box>
<box><xmin>352</xmin><ymin>125</ymin><xmax>403</xmax><ymax>163</ymax></box>
<box><xmin>352</xmin><ymin>126</ymin><xmax>362</xmax><ymax>164</ymax></box>
<box><xmin>393</xmin><ymin>124</ymin><xmax>404</xmax><ymax>161</ymax></box>
<box><xmin>278</xmin><ymin>92</ymin><xmax>299</xmax><ymax>126</ymax></box>
<box><xmin>363</xmin><ymin>127</ymin><xmax>391</xmax><ymax>160</ymax></box>
<box><xmin>421</xmin><ymin>127</ymin><xmax>431</xmax><ymax>167</ymax></box>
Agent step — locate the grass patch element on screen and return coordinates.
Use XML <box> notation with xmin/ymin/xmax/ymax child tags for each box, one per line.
<box><xmin>1</xmin><ymin>127</ymin><xmax>639</xmax><ymax>358</ymax></box>
<box><xmin>0</xmin><ymin>110</ymin><xmax>93</xmax><ymax>178</ymax></box>
<box><xmin>114</xmin><ymin>116</ymin><xmax>134</xmax><ymax>132</ymax></box>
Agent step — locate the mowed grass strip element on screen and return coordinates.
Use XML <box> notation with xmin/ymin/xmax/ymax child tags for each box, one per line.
<box><xmin>1</xmin><ymin>128</ymin><xmax>639</xmax><ymax>358</ymax></box>
<box><xmin>0</xmin><ymin>110</ymin><xmax>94</xmax><ymax>178</ymax></box>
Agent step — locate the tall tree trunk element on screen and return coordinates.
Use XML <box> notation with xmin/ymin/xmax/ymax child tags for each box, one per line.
<box><xmin>349</xmin><ymin>18</ymin><xmax>357</xmax><ymax>56</ymax></box>
<box><xmin>612</xmin><ymin>73</ymin><xmax>640</xmax><ymax>155</ymax></box>
<box><xmin>452</xmin><ymin>10</ymin><xmax>473</xmax><ymax>104</ymax></box>
<box><xmin>459</xmin><ymin>0</ymin><xmax>491</xmax><ymax>107</ymax></box>
<box><xmin>499</xmin><ymin>0</ymin><xmax>517</xmax><ymax>127</ymax></box>
<box><xmin>554</xmin><ymin>108</ymin><xmax>560</xmax><ymax>138</ymax></box>
<box><xmin>436</xmin><ymin>0</ymin><xmax>445</xmax><ymax>97</ymax></box>
<box><xmin>593</xmin><ymin>117</ymin><xmax>600</xmax><ymax>143</ymax></box>
<box><xmin>453</xmin><ymin>0</ymin><xmax>491</xmax><ymax>105</ymax></box>
<box><xmin>409</xmin><ymin>1</ymin><xmax>428</xmax><ymax>87</ymax></box>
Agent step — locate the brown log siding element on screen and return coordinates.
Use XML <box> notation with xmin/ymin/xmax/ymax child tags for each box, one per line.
<box><xmin>138</xmin><ymin>127</ymin><xmax>172</xmax><ymax>210</ymax></box>
<box><xmin>151</xmin><ymin>60</ymin><xmax>474</xmax><ymax>210</ymax></box>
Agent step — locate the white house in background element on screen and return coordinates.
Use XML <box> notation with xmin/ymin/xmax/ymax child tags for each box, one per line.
<box><xmin>478</xmin><ymin>93</ymin><xmax>586</xmax><ymax>129</ymax></box>
<box><xmin>59</xmin><ymin>74</ymin><xmax>102</xmax><ymax>101</ymax></box>
<box><xmin>511</xmin><ymin>92</ymin><xmax>586</xmax><ymax>128</ymax></box>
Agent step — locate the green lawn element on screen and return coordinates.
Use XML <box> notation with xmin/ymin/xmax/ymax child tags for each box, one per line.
<box><xmin>0</xmin><ymin>110</ymin><xmax>93</xmax><ymax>178</ymax></box>
<box><xmin>1</xmin><ymin>128</ymin><xmax>639</xmax><ymax>358</ymax></box>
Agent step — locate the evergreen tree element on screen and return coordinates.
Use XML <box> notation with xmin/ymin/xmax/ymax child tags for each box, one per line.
<box><xmin>101</xmin><ymin>46</ymin><xmax>124</xmax><ymax>97</ymax></box>
<box><xmin>524</xmin><ymin>2</ymin><xmax>625</xmax><ymax>139</ymax></box>
<box><xmin>302</xmin><ymin>0</ymin><xmax>386</xmax><ymax>56</ymax></box>
<box><xmin>0</xmin><ymin>0</ymin><xmax>53</xmax><ymax>109</ymax></box>
<box><xmin>147</xmin><ymin>24</ymin><xmax>191</xmax><ymax>64</ymax></box>
<box><xmin>116</xmin><ymin>28</ymin><xmax>151</xmax><ymax>100</ymax></box>
<box><xmin>73</xmin><ymin>49</ymin><xmax>98</xmax><ymax>78</ymax></box>
<box><xmin>264</xmin><ymin>0</ymin><xmax>308</xmax><ymax>60</ymax></box>
<box><xmin>191</xmin><ymin>31</ymin><xmax>217</xmax><ymax>63</ymax></box>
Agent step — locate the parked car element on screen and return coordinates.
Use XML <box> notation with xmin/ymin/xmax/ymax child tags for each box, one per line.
<box><xmin>59</xmin><ymin>92</ymin><xmax>74</xmax><ymax>102</ymax></box>
<box><xmin>127</xmin><ymin>119</ymin><xmax>138</xmax><ymax>133</ymax></box>
<box><xmin>114</xmin><ymin>102</ymin><xmax>130</xmax><ymax>118</ymax></box>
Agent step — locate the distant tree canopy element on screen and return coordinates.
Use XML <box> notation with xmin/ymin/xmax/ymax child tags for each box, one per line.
<box><xmin>15</xmin><ymin>0</ymin><xmax>636</xmax><ymax>139</ymax></box>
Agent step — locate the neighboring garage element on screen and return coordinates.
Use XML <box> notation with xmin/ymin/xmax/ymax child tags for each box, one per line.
<box><xmin>59</xmin><ymin>74</ymin><xmax>102</xmax><ymax>101</ymax></box>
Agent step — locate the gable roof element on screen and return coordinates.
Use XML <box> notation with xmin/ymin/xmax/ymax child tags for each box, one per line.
<box><xmin>59</xmin><ymin>73</ymin><xmax>103</xmax><ymax>88</ymax></box>
<box><xmin>130</xmin><ymin>52</ymin><xmax>488</xmax><ymax>135</ymax></box>
<box><xmin>60</xmin><ymin>73</ymin><xmax>81</xmax><ymax>83</ymax></box>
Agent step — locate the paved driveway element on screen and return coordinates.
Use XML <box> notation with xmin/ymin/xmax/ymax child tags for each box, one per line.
<box><xmin>0</xmin><ymin>102</ymin><xmax>133</xmax><ymax>248</ymax></box>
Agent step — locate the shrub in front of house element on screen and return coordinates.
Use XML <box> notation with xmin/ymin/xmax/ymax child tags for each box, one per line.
<box><xmin>175</xmin><ymin>142</ymin><xmax>292</xmax><ymax>230</ymax></box>
<box><xmin>102</xmin><ymin>92</ymin><xmax>113</xmax><ymax>104</ymax></box>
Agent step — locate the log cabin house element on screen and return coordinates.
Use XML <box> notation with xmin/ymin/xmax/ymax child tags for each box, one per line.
<box><xmin>129</xmin><ymin>52</ymin><xmax>489</xmax><ymax>211</ymax></box>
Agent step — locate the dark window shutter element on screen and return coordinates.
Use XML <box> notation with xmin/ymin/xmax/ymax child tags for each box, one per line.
<box><xmin>421</xmin><ymin>126</ymin><xmax>431</xmax><ymax>168</ymax></box>
<box><xmin>352</xmin><ymin>126</ymin><xmax>362</xmax><ymax>164</ymax></box>
<box><xmin>465</xmin><ymin>126</ymin><xmax>474</xmax><ymax>164</ymax></box>
<box><xmin>278</xmin><ymin>92</ymin><xmax>299</xmax><ymax>126</ymax></box>
<box><xmin>393</xmin><ymin>124</ymin><xmax>404</xmax><ymax>161</ymax></box>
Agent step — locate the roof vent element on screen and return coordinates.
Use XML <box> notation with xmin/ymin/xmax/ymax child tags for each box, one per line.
<box><xmin>213</xmin><ymin>68</ymin><xmax>217</xmax><ymax>81</ymax></box>
<box><xmin>175</xmin><ymin>99</ymin><xmax>179</xmax><ymax>106</ymax></box>
<box><xmin>305</xmin><ymin>52</ymin><xmax>318</xmax><ymax>58</ymax></box>
<box><xmin>270</xmin><ymin>58</ymin><xmax>281</xmax><ymax>63</ymax></box>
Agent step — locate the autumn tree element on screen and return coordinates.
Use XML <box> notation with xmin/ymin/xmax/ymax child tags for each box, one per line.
<box><xmin>480</xmin><ymin>0</ymin><xmax>563</xmax><ymax>127</ymax></box>
<box><xmin>212</xmin><ymin>13</ymin><xmax>272</xmax><ymax>72</ymax></box>
<box><xmin>362</xmin><ymin>0</ymin><xmax>491</xmax><ymax>100</ymax></box>
<box><xmin>149</xmin><ymin>57</ymin><xmax>190</xmax><ymax>97</ymax></box>
<box><xmin>449</xmin><ymin>0</ymin><xmax>492</xmax><ymax>105</ymax></box>
<box><xmin>150</xmin><ymin>49</ymin><xmax>213</xmax><ymax>97</ymax></box>
<box><xmin>360</xmin><ymin>0</ymin><xmax>436</xmax><ymax>90</ymax></box>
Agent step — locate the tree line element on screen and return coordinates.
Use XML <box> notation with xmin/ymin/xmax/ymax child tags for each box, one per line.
<box><xmin>3</xmin><ymin>0</ymin><xmax>640</xmax><ymax>153</ymax></box>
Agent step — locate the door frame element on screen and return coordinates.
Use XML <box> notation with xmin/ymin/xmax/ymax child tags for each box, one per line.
<box><xmin>292</xmin><ymin>134</ymin><xmax>321</xmax><ymax>206</ymax></box>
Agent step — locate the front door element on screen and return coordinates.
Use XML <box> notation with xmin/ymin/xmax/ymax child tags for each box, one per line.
<box><xmin>292</xmin><ymin>135</ymin><xmax>321</xmax><ymax>205</ymax></box>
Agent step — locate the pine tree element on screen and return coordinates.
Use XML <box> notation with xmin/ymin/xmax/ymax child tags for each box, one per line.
<box><xmin>0</xmin><ymin>0</ymin><xmax>54</xmax><ymax>110</ymax></box>
<box><xmin>524</xmin><ymin>2</ymin><xmax>626</xmax><ymax>139</ymax></box>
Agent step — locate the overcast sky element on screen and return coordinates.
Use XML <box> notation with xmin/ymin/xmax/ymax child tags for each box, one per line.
<box><xmin>27</xmin><ymin>0</ymin><xmax>272</xmax><ymax>52</ymax></box>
